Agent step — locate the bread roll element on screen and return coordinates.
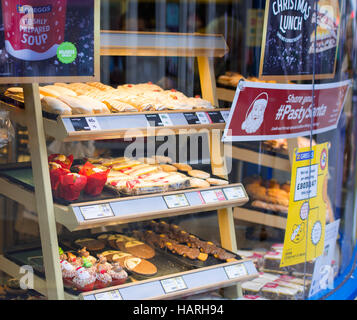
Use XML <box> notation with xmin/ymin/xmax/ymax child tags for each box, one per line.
<box><xmin>76</xmin><ymin>95</ymin><xmax>111</xmax><ymax>114</ymax></box>
<box><xmin>41</xmin><ymin>96</ymin><xmax>72</xmax><ymax>115</ymax></box>
<box><xmin>44</xmin><ymin>85</ymin><xmax>77</xmax><ymax>97</ymax></box>
<box><xmin>39</xmin><ymin>86</ymin><xmax>61</xmax><ymax>98</ymax></box>
<box><xmin>57</xmin><ymin>95</ymin><xmax>94</xmax><ymax>114</ymax></box>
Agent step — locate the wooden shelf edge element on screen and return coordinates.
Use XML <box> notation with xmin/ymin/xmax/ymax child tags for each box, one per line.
<box><xmin>231</xmin><ymin>146</ymin><xmax>291</xmax><ymax>172</ymax></box>
<box><xmin>233</xmin><ymin>207</ymin><xmax>287</xmax><ymax>230</ymax></box>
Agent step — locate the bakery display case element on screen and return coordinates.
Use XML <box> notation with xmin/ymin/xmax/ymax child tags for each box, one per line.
<box><xmin>0</xmin><ymin>25</ymin><xmax>259</xmax><ymax>300</ymax></box>
<box><xmin>0</xmin><ymin>0</ymin><xmax>356</xmax><ymax>302</ymax></box>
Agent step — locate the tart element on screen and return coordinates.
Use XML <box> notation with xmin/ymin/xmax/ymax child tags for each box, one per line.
<box><xmin>123</xmin><ymin>257</ymin><xmax>157</xmax><ymax>276</ymax></box>
<box><xmin>74</xmin><ymin>238</ymin><xmax>105</xmax><ymax>252</ymax></box>
<box><xmin>123</xmin><ymin>240</ymin><xmax>156</xmax><ymax>259</ymax></box>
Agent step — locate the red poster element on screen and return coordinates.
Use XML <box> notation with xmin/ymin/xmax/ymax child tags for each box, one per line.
<box><xmin>222</xmin><ymin>80</ymin><xmax>351</xmax><ymax>142</ymax></box>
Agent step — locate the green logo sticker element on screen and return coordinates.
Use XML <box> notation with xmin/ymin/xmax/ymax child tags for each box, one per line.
<box><xmin>57</xmin><ymin>42</ymin><xmax>77</xmax><ymax>64</ymax></box>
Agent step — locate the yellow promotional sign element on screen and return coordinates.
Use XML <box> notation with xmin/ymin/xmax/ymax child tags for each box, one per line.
<box><xmin>280</xmin><ymin>143</ymin><xmax>329</xmax><ymax>267</ymax></box>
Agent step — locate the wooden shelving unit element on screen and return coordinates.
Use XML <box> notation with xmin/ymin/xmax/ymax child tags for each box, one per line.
<box><xmin>0</xmin><ymin>31</ymin><xmax>259</xmax><ymax>300</ymax></box>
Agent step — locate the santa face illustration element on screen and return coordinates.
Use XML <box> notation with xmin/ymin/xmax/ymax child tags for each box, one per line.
<box><xmin>241</xmin><ymin>93</ymin><xmax>268</xmax><ymax>134</ymax></box>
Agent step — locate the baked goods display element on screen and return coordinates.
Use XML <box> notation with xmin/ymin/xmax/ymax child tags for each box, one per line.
<box><xmin>47</xmin><ymin>152</ymin><xmax>228</xmax><ymax>201</ymax></box>
<box><xmin>263</xmin><ymin>137</ymin><xmax>316</xmax><ymax>153</ymax></box>
<box><xmin>3</xmin><ymin>81</ymin><xmax>215</xmax><ymax>116</ymax></box>
<box><xmin>133</xmin><ymin>220</ymin><xmax>237</xmax><ymax>263</ymax></box>
<box><xmin>244</xmin><ymin>176</ymin><xmax>290</xmax><ymax>214</ymax></box>
<box><xmin>217</xmin><ymin>72</ymin><xmax>277</xmax><ymax>87</ymax></box>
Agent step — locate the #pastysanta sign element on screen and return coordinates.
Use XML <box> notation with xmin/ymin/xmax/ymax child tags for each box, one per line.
<box><xmin>222</xmin><ymin>80</ymin><xmax>351</xmax><ymax>142</ymax></box>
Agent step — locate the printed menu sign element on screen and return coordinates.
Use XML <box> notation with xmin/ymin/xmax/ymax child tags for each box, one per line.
<box><xmin>259</xmin><ymin>0</ymin><xmax>340</xmax><ymax>80</ymax></box>
<box><xmin>0</xmin><ymin>0</ymin><xmax>98</xmax><ymax>83</ymax></box>
<box><xmin>280</xmin><ymin>143</ymin><xmax>328</xmax><ymax>267</ymax></box>
<box><xmin>223</xmin><ymin>80</ymin><xmax>351</xmax><ymax>142</ymax></box>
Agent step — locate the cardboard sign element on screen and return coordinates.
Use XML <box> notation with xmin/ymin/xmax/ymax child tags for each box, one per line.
<box><xmin>0</xmin><ymin>0</ymin><xmax>99</xmax><ymax>83</ymax></box>
<box><xmin>223</xmin><ymin>80</ymin><xmax>351</xmax><ymax>142</ymax></box>
<box><xmin>259</xmin><ymin>0</ymin><xmax>340</xmax><ymax>80</ymax></box>
<box><xmin>280</xmin><ymin>143</ymin><xmax>329</xmax><ymax>267</ymax></box>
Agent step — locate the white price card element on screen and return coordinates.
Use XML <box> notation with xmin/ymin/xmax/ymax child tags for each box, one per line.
<box><xmin>223</xmin><ymin>186</ymin><xmax>246</xmax><ymax>200</ymax></box>
<box><xmin>200</xmin><ymin>189</ymin><xmax>226</xmax><ymax>203</ymax></box>
<box><xmin>164</xmin><ymin>194</ymin><xmax>189</xmax><ymax>209</ymax></box>
<box><xmin>85</xmin><ymin>117</ymin><xmax>101</xmax><ymax>130</ymax></box>
<box><xmin>95</xmin><ymin>290</ymin><xmax>123</xmax><ymax>300</ymax></box>
<box><xmin>196</xmin><ymin>112</ymin><xmax>210</xmax><ymax>124</ymax></box>
<box><xmin>161</xmin><ymin>276</ymin><xmax>187</xmax><ymax>294</ymax></box>
<box><xmin>220</xmin><ymin>110</ymin><xmax>230</xmax><ymax>122</ymax></box>
<box><xmin>159</xmin><ymin>114</ymin><xmax>173</xmax><ymax>126</ymax></box>
<box><xmin>80</xmin><ymin>203</ymin><xmax>114</xmax><ymax>220</ymax></box>
<box><xmin>224</xmin><ymin>264</ymin><xmax>247</xmax><ymax>279</ymax></box>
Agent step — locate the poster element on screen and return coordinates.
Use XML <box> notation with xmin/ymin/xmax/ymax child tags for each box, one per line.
<box><xmin>280</xmin><ymin>142</ymin><xmax>329</xmax><ymax>267</ymax></box>
<box><xmin>259</xmin><ymin>0</ymin><xmax>341</xmax><ymax>80</ymax></box>
<box><xmin>0</xmin><ymin>0</ymin><xmax>99</xmax><ymax>83</ymax></box>
<box><xmin>308</xmin><ymin>219</ymin><xmax>340</xmax><ymax>297</ymax></box>
<box><xmin>222</xmin><ymin>80</ymin><xmax>351</xmax><ymax>142</ymax></box>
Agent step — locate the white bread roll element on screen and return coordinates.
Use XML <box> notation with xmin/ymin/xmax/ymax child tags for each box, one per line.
<box><xmin>39</xmin><ymin>86</ymin><xmax>61</xmax><ymax>98</ymax></box>
<box><xmin>76</xmin><ymin>95</ymin><xmax>111</xmax><ymax>114</ymax></box>
<box><xmin>44</xmin><ymin>85</ymin><xmax>77</xmax><ymax>97</ymax></box>
<box><xmin>41</xmin><ymin>96</ymin><xmax>72</xmax><ymax>115</ymax></box>
<box><xmin>57</xmin><ymin>95</ymin><xmax>95</xmax><ymax>114</ymax></box>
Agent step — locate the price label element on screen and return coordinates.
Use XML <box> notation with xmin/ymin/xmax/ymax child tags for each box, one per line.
<box><xmin>85</xmin><ymin>117</ymin><xmax>101</xmax><ymax>130</ymax></box>
<box><xmin>200</xmin><ymin>189</ymin><xmax>226</xmax><ymax>203</ymax></box>
<box><xmin>220</xmin><ymin>110</ymin><xmax>230</xmax><ymax>122</ymax></box>
<box><xmin>223</xmin><ymin>186</ymin><xmax>246</xmax><ymax>200</ymax></box>
<box><xmin>196</xmin><ymin>112</ymin><xmax>210</xmax><ymax>124</ymax></box>
<box><xmin>164</xmin><ymin>194</ymin><xmax>189</xmax><ymax>209</ymax></box>
<box><xmin>145</xmin><ymin>114</ymin><xmax>164</xmax><ymax>127</ymax></box>
<box><xmin>159</xmin><ymin>114</ymin><xmax>173</xmax><ymax>126</ymax></box>
<box><xmin>80</xmin><ymin>204</ymin><xmax>114</xmax><ymax>220</ymax></box>
<box><xmin>70</xmin><ymin>117</ymin><xmax>91</xmax><ymax>131</ymax></box>
<box><xmin>183</xmin><ymin>112</ymin><xmax>201</xmax><ymax>125</ymax></box>
<box><xmin>161</xmin><ymin>276</ymin><xmax>187</xmax><ymax>294</ymax></box>
<box><xmin>224</xmin><ymin>264</ymin><xmax>247</xmax><ymax>279</ymax></box>
<box><xmin>206</xmin><ymin>111</ymin><xmax>225</xmax><ymax>123</ymax></box>
<box><xmin>94</xmin><ymin>290</ymin><xmax>123</xmax><ymax>300</ymax></box>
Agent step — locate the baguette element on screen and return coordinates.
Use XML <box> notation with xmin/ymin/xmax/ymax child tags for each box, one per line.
<box><xmin>103</xmin><ymin>98</ymin><xmax>138</xmax><ymax>112</ymax></box>
<box><xmin>57</xmin><ymin>95</ymin><xmax>95</xmax><ymax>114</ymax></box>
<box><xmin>41</xmin><ymin>96</ymin><xmax>72</xmax><ymax>115</ymax></box>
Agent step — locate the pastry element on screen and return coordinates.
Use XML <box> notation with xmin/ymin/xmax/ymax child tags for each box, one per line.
<box><xmin>123</xmin><ymin>257</ymin><xmax>157</xmax><ymax>276</ymax></box>
<box><xmin>172</xmin><ymin>163</ymin><xmax>192</xmax><ymax>172</ymax></box>
<box><xmin>72</xmin><ymin>267</ymin><xmax>96</xmax><ymax>292</ymax></box>
<box><xmin>189</xmin><ymin>177</ymin><xmax>210</xmax><ymax>188</ymax></box>
<box><xmin>151</xmin><ymin>155</ymin><xmax>173</xmax><ymax>164</ymax></box>
<box><xmin>43</xmin><ymin>85</ymin><xmax>77</xmax><ymax>97</ymax></box>
<box><xmin>108</xmin><ymin>263</ymin><xmax>128</xmax><ymax>286</ymax></box>
<box><xmin>123</xmin><ymin>240</ymin><xmax>156</xmax><ymax>259</ymax></box>
<box><xmin>39</xmin><ymin>86</ymin><xmax>61</xmax><ymax>98</ymax></box>
<box><xmin>206</xmin><ymin>178</ymin><xmax>229</xmax><ymax>186</ymax></box>
<box><xmin>41</xmin><ymin>96</ymin><xmax>72</xmax><ymax>115</ymax></box>
<box><xmin>57</xmin><ymin>95</ymin><xmax>95</xmax><ymax>114</ymax></box>
<box><xmin>187</xmin><ymin>169</ymin><xmax>210</xmax><ymax>180</ymax></box>
<box><xmin>74</xmin><ymin>238</ymin><xmax>105</xmax><ymax>252</ymax></box>
<box><xmin>76</xmin><ymin>95</ymin><xmax>111</xmax><ymax>114</ymax></box>
<box><xmin>158</xmin><ymin>164</ymin><xmax>177</xmax><ymax>172</ymax></box>
<box><xmin>60</xmin><ymin>260</ymin><xmax>77</xmax><ymax>286</ymax></box>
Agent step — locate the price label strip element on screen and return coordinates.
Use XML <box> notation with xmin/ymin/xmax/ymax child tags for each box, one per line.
<box><xmin>159</xmin><ymin>113</ymin><xmax>173</xmax><ymax>126</ymax></box>
<box><xmin>206</xmin><ymin>111</ymin><xmax>225</xmax><ymax>123</ymax></box>
<box><xmin>196</xmin><ymin>112</ymin><xmax>210</xmax><ymax>124</ymax></box>
<box><xmin>224</xmin><ymin>264</ymin><xmax>248</xmax><ymax>279</ymax></box>
<box><xmin>94</xmin><ymin>290</ymin><xmax>123</xmax><ymax>300</ymax></box>
<box><xmin>145</xmin><ymin>114</ymin><xmax>164</xmax><ymax>127</ymax></box>
<box><xmin>220</xmin><ymin>110</ymin><xmax>230</xmax><ymax>122</ymax></box>
<box><xmin>79</xmin><ymin>203</ymin><xmax>114</xmax><ymax>220</ymax></box>
<box><xmin>85</xmin><ymin>117</ymin><xmax>101</xmax><ymax>130</ymax></box>
<box><xmin>161</xmin><ymin>276</ymin><xmax>187</xmax><ymax>294</ymax></box>
<box><xmin>223</xmin><ymin>186</ymin><xmax>246</xmax><ymax>200</ymax></box>
<box><xmin>183</xmin><ymin>112</ymin><xmax>201</xmax><ymax>124</ymax></box>
<box><xmin>200</xmin><ymin>189</ymin><xmax>226</xmax><ymax>203</ymax></box>
<box><xmin>163</xmin><ymin>194</ymin><xmax>189</xmax><ymax>209</ymax></box>
<box><xmin>70</xmin><ymin>117</ymin><xmax>91</xmax><ymax>131</ymax></box>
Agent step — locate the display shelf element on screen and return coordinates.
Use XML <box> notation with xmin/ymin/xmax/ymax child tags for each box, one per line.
<box><xmin>0</xmin><ymin>172</ymin><xmax>248</xmax><ymax>231</ymax></box>
<box><xmin>80</xmin><ymin>259</ymin><xmax>257</xmax><ymax>300</ymax></box>
<box><xmin>0</xmin><ymin>253</ymin><xmax>257</xmax><ymax>300</ymax></box>
<box><xmin>0</xmin><ymin>99</ymin><xmax>230</xmax><ymax>142</ymax></box>
<box><xmin>216</xmin><ymin>87</ymin><xmax>236</xmax><ymax>102</ymax></box>
<box><xmin>0</xmin><ymin>255</ymin><xmax>77</xmax><ymax>300</ymax></box>
<box><xmin>231</xmin><ymin>144</ymin><xmax>291</xmax><ymax>171</ymax></box>
<box><xmin>233</xmin><ymin>207</ymin><xmax>287</xmax><ymax>230</ymax></box>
